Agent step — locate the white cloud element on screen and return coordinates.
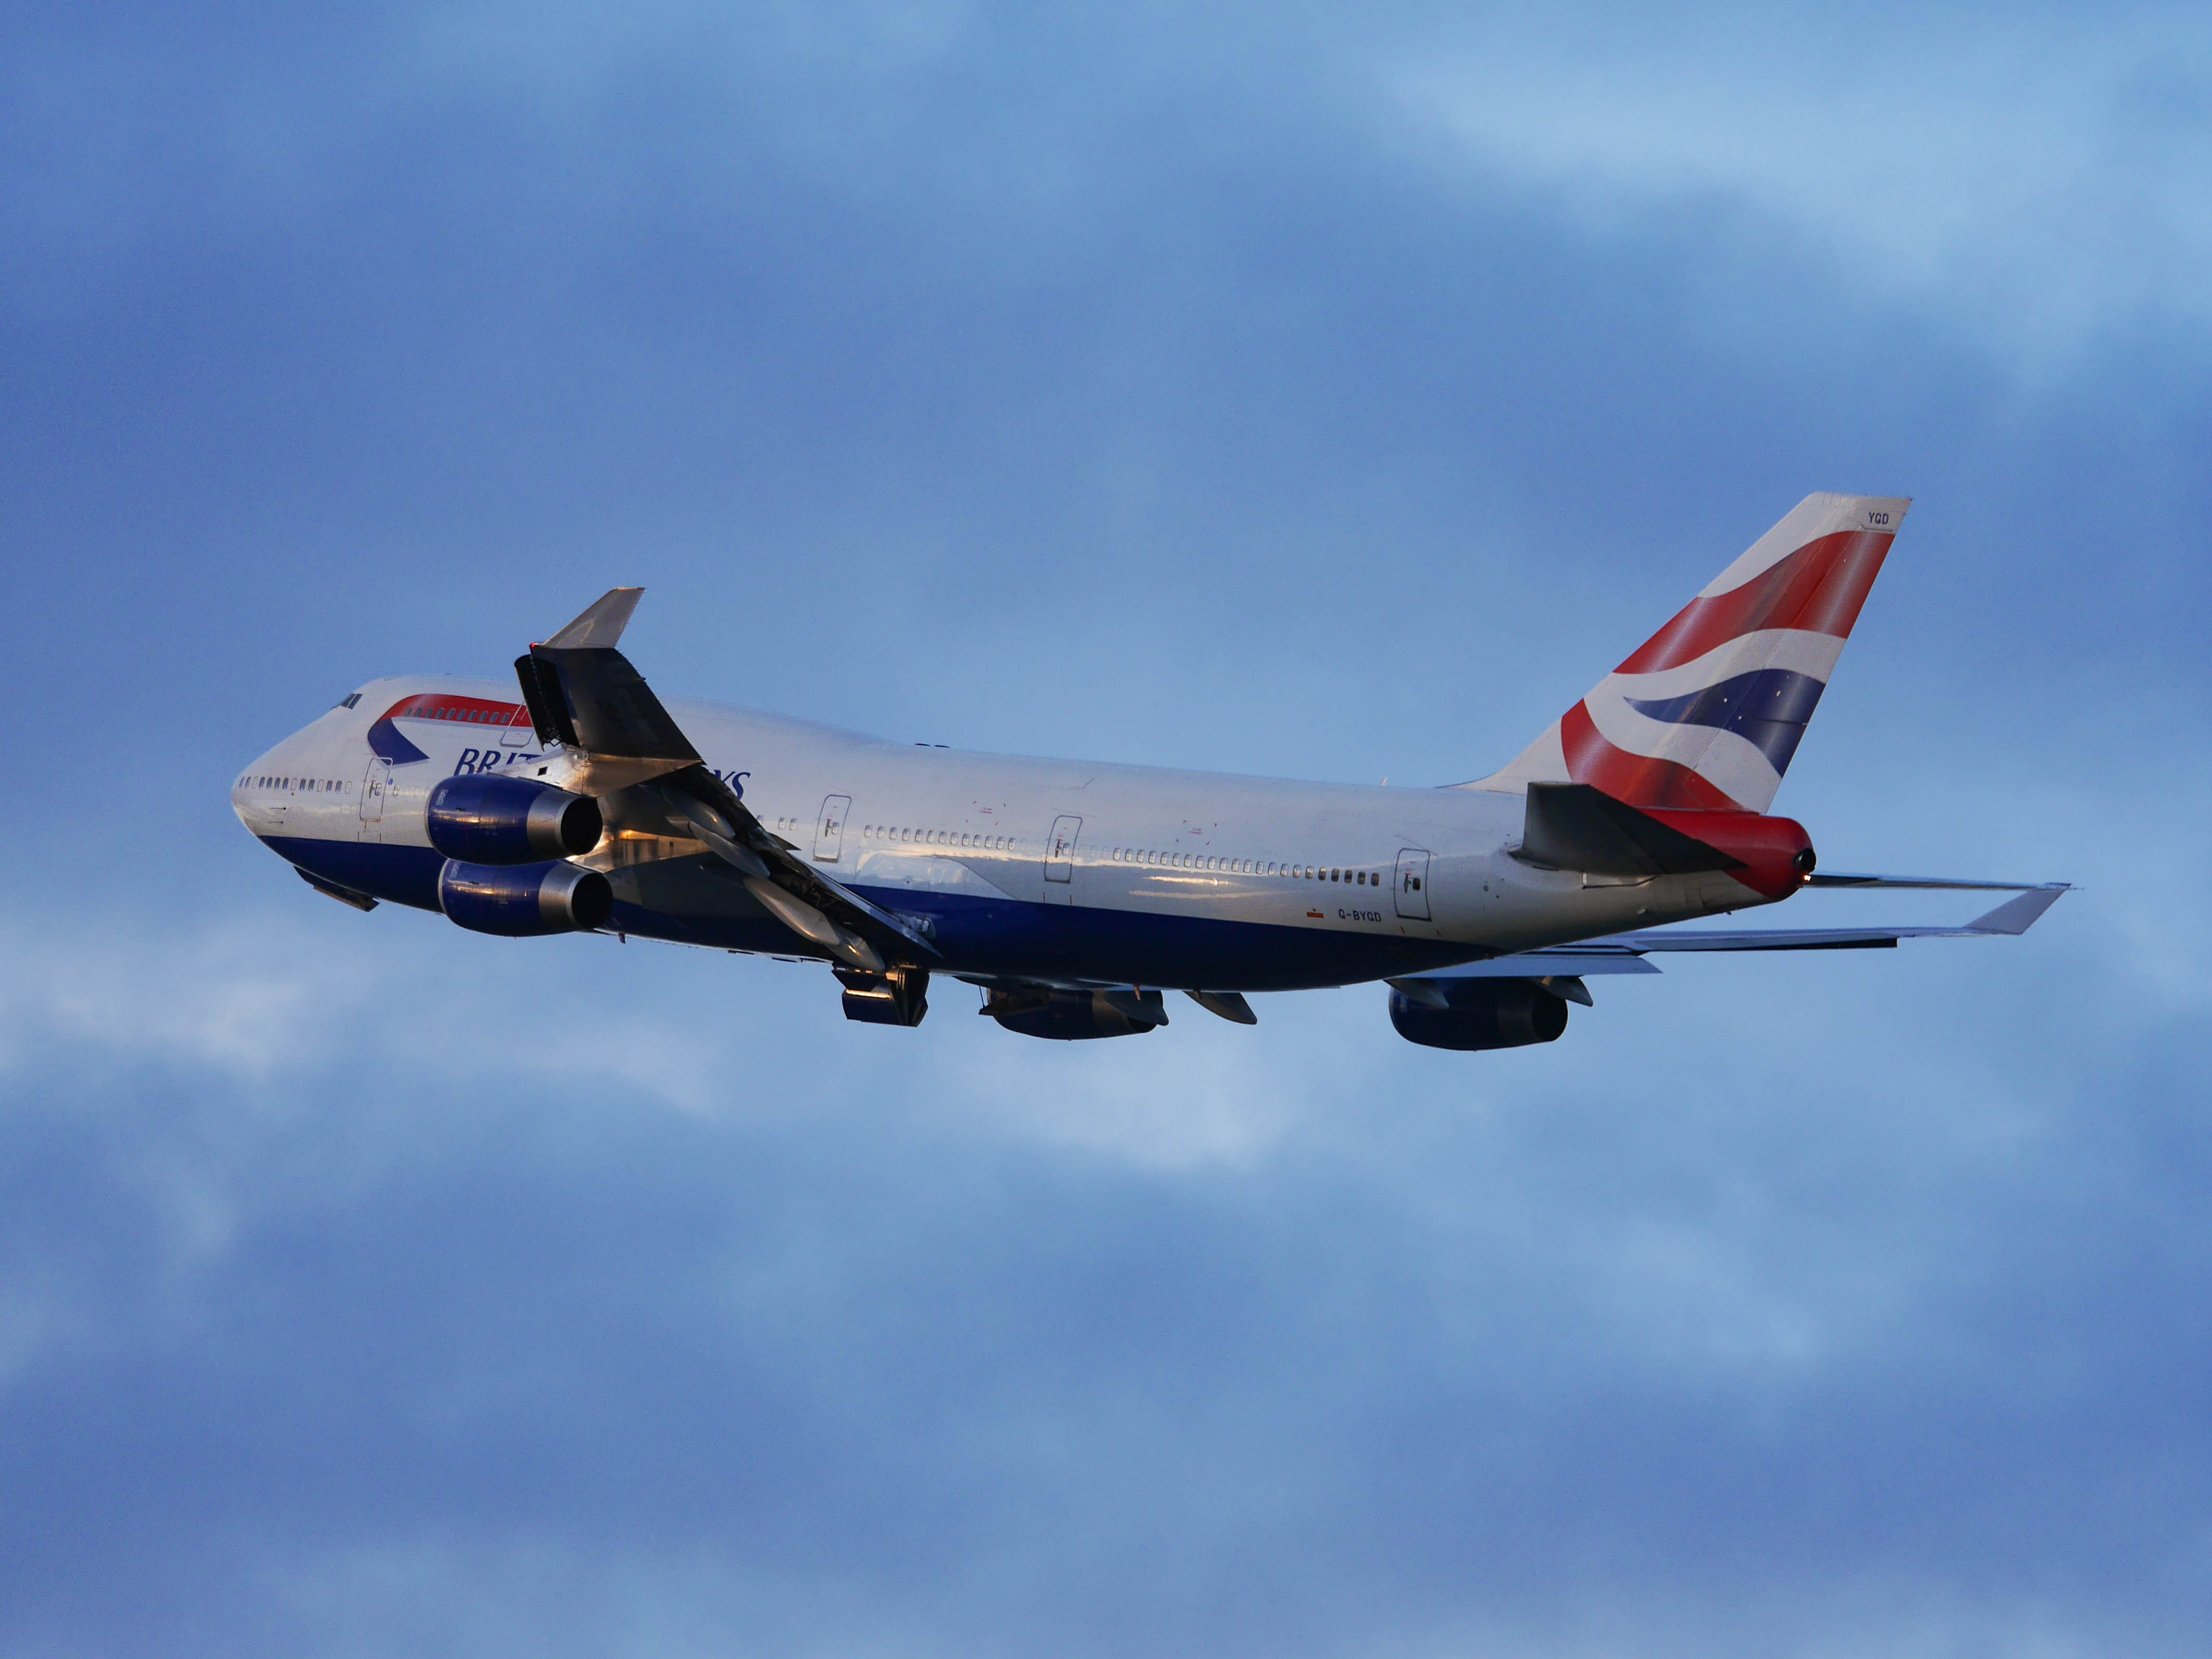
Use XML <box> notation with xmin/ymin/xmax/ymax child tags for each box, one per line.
<box><xmin>0</xmin><ymin>917</ymin><xmax>376</xmax><ymax>1080</ymax></box>
<box><xmin>1383</xmin><ymin>6</ymin><xmax>2212</xmax><ymax>354</ymax></box>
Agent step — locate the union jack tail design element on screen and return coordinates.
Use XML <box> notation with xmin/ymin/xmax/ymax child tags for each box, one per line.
<box><xmin>1467</xmin><ymin>493</ymin><xmax>1909</xmax><ymax>812</ymax></box>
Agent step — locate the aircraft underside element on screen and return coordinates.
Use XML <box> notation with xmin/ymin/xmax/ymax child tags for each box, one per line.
<box><xmin>263</xmin><ymin>834</ymin><xmax>1483</xmax><ymax>993</ymax></box>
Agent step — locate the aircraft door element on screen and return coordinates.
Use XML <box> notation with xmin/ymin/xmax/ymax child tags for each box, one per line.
<box><xmin>814</xmin><ymin>795</ymin><xmax>851</xmax><ymax>862</ymax></box>
<box><xmin>359</xmin><ymin>759</ymin><xmax>391</xmax><ymax>842</ymax></box>
<box><xmin>1044</xmin><ymin>815</ymin><xmax>1082</xmax><ymax>904</ymax></box>
<box><xmin>1394</xmin><ymin>847</ymin><xmax>1432</xmax><ymax>921</ymax></box>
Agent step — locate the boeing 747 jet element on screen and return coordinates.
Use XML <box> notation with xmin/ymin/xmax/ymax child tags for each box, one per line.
<box><xmin>234</xmin><ymin>494</ymin><xmax>2063</xmax><ymax>1046</ymax></box>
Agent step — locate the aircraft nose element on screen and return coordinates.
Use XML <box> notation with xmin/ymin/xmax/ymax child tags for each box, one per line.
<box><xmin>231</xmin><ymin>731</ymin><xmax>328</xmax><ymax>837</ymax></box>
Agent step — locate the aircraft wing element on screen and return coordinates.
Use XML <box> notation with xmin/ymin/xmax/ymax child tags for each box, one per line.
<box><xmin>517</xmin><ymin>589</ymin><xmax>939</xmax><ymax>970</ymax></box>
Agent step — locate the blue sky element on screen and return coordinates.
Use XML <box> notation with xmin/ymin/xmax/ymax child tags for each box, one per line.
<box><xmin>4</xmin><ymin>3</ymin><xmax>2210</xmax><ymax>1653</ymax></box>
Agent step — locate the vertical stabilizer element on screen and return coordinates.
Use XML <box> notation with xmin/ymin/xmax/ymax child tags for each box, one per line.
<box><xmin>1464</xmin><ymin>493</ymin><xmax>1907</xmax><ymax>811</ymax></box>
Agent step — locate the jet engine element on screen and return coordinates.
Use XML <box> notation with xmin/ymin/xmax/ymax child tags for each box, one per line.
<box><xmin>1389</xmin><ymin>978</ymin><xmax>1569</xmax><ymax>1051</ymax></box>
<box><xmin>984</xmin><ymin>986</ymin><xmax>1169</xmax><ymax>1039</ymax></box>
<box><xmin>438</xmin><ymin>859</ymin><xmax>612</xmax><ymax>937</ymax></box>
<box><xmin>426</xmin><ymin>774</ymin><xmax>602</xmax><ymax>864</ymax></box>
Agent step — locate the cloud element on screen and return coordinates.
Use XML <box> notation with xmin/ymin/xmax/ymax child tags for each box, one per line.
<box><xmin>1385</xmin><ymin>6</ymin><xmax>2212</xmax><ymax>355</ymax></box>
<box><xmin>3</xmin><ymin>2</ymin><xmax>2210</xmax><ymax>1651</ymax></box>
<box><xmin>0</xmin><ymin>917</ymin><xmax>374</xmax><ymax>1080</ymax></box>
<box><xmin>1</xmin><ymin>884</ymin><xmax>2207</xmax><ymax>1656</ymax></box>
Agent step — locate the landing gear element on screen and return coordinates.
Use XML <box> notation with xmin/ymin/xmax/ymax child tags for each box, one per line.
<box><xmin>835</xmin><ymin>965</ymin><xmax>929</xmax><ymax>1027</ymax></box>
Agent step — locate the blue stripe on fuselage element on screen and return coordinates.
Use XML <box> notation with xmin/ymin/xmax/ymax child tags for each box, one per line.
<box><xmin>256</xmin><ymin>835</ymin><xmax>1479</xmax><ymax>990</ymax></box>
<box><xmin>261</xmin><ymin>835</ymin><xmax>446</xmax><ymax>911</ymax></box>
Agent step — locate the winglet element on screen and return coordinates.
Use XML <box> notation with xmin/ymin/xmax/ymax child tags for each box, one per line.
<box><xmin>1965</xmin><ymin>884</ymin><xmax>2069</xmax><ymax>935</ymax></box>
<box><xmin>545</xmin><ymin>588</ymin><xmax>644</xmax><ymax>649</ymax></box>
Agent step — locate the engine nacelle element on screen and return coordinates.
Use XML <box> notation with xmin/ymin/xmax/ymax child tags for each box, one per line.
<box><xmin>438</xmin><ymin>859</ymin><xmax>612</xmax><ymax>937</ymax></box>
<box><xmin>426</xmin><ymin>775</ymin><xmax>602</xmax><ymax>864</ymax></box>
<box><xmin>986</xmin><ymin>986</ymin><xmax>1168</xmax><ymax>1040</ymax></box>
<box><xmin>1389</xmin><ymin>978</ymin><xmax>1569</xmax><ymax>1051</ymax></box>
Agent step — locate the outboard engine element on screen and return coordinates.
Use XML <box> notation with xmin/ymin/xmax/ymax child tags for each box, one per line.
<box><xmin>438</xmin><ymin>859</ymin><xmax>612</xmax><ymax>937</ymax></box>
<box><xmin>426</xmin><ymin>774</ymin><xmax>602</xmax><ymax>864</ymax></box>
<box><xmin>984</xmin><ymin>986</ymin><xmax>1168</xmax><ymax>1040</ymax></box>
<box><xmin>1389</xmin><ymin>978</ymin><xmax>1569</xmax><ymax>1051</ymax></box>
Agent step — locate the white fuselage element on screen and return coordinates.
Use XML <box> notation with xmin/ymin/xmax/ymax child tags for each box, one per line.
<box><xmin>235</xmin><ymin>675</ymin><xmax>1788</xmax><ymax>991</ymax></box>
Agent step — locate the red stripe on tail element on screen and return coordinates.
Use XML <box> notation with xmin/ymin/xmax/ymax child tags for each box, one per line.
<box><xmin>1614</xmin><ymin>529</ymin><xmax>1895</xmax><ymax>675</ymax></box>
<box><xmin>1562</xmin><ymin>703</ymin><xmax>1744</xmax><ymax>810</ymax></box>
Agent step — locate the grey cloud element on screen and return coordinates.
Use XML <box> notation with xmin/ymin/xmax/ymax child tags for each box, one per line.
<box><xmin>3</xmin><ymin>1</ymin><xmax>2209</xmax><ymax>1652</ymax></box>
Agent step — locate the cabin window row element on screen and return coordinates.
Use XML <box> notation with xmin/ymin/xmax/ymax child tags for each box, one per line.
<box><xmin>240</xmin><ymin>776</ymin><xmax>350</xmax><ymax>793</ymax></box>
<box><xmin>1109</xmin><ymin>848</ymin><xmax>1381</xmax><ymax>885</ymax></box>
<box><xmin>752</xmin><ymin>811</ymin><xmax>1381</xmax><ymax>886</ymax></box>
<box><xmin>766</xmin><ymin>818</ymin><xmax>1019</xmax><ymax>852</ymax></box>
<box><xmin>862</xmin><ymin>824</ymin><xmax>1014</xmax><ymax>851</ymax></box>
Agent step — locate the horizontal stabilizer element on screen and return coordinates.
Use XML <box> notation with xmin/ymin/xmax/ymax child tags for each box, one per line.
<box><xmin>1808</xmin><ymin>872</ymin><xmax>2046</xmax><ymax>891</ymax></box>
<box><xmin>1593</xmin><ymin>883</ymin><xmax>2069</xmax><ymax>952</ymax></box>
<box><xmin>1515</xmin><ymin>782</ymin><xmax>1740</xmax><ymax>877</ymax></box>
<box><xmin>1962</xmin><ymin>885</ymin><xmax>2068</xmax><ymax>935</ymax></box>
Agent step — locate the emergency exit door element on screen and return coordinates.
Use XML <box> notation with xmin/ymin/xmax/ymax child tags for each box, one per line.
<box><xmin>1394</xmin><ymin>847</ymin><xmax>1432</xmax><ymax>920</ymax></box>
<box><xmin>814</xmin><ymin>795</ymin><xmax>851</xmax><ymax>862</ymax></box>
<box><xmin>1044</xmin><ymin>815</ymin><xmax>1082</xmax><ymax>903</ymax></box>
<box><xmin>358</xmin><ymin>759</ymin><xmax>391</xmax><ymax>842</ymax></box>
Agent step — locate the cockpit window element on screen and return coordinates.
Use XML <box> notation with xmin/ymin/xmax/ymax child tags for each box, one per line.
<box><xmin>336</xmin><ymin>692</ymin><xmax>362</xmax><ymax>710</ymax></box>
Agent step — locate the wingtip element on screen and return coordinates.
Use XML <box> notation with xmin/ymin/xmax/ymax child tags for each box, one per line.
<box><xmin>544</xmin><ymin>587</ymin><xmax>646</xmax><ymax>650</ymax></box>
<box><xmin>1965</xmin><ymin>883</ymin><xmax>2069</xmax><ymax>936</ymax></box>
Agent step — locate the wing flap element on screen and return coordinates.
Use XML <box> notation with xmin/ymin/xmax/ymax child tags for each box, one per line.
<box><xmin>519</xmin><ymin>590</ymin><xmax>937</xmax><ymax>966</ymax></box>
<box><xmin>656</xmin><ymin>767</ymin><xmax>941</xmax><ymax>964</ymax></box>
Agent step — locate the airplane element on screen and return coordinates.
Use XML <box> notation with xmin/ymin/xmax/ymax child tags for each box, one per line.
<box><xmin>232</xmin><ymin>492</ymin><xmax>2066</xmax><ymax>1047</ymax></box>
